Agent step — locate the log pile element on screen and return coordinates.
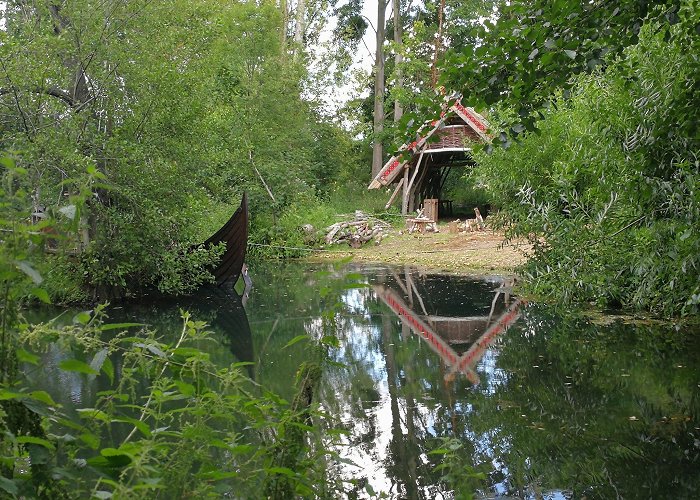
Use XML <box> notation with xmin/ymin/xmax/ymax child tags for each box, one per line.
<box><xmin>325</xmin><ymin>212</ymin><xmax>391</xmax><ymax>248</ymax></box>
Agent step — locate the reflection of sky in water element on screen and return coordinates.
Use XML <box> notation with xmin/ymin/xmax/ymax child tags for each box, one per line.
<box><xmin>320</xmin><ymin>269</ymin><xmax>583</xmax><ymax>499</ymax></box>
<box><xmin>320</xmin><ymin>273</ymin><xmax>538</xmax><ymax>498</ymax></box>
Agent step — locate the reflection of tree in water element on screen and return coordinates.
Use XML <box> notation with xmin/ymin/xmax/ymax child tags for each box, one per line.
<box><xmin>319</xmin><ymin>266</ymin><xmax>516</xmax><ymax>497</ymax></box>
<box><xmin>111</xmin><ymin>285</ymin><xmax>254</xmax><ymax>377</ymax></box>
<box><xmin>240</xmin><ymin>262</ymin><xmax>698</xmax><ymax>498</ymax></box>
<box><xmin>461</xmin><ymin>306</ymin><xmax>700</xmax><ymax>498</ymax></box>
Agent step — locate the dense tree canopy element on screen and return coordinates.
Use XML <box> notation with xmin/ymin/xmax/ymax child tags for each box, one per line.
<box><xmin>0</xmin><ymin>0</ymin><xmax>365</xmax><ymax>298</ymax></box>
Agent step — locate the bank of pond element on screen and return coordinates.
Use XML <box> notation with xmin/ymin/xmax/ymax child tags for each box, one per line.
<box><xmin>10</xmin><ymin>262</ymin><xmax>700</xmax><ymax>498</ymax></box>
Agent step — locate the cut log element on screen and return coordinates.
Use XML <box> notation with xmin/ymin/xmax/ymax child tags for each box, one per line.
<box><xmin>474</xmin><ymin>207</ymin><xmax>485</xmax><ymax>230</ymax></box>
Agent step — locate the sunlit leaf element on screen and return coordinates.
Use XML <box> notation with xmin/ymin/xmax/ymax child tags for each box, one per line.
<box><xmin>80</xmin><ymin>432</ymin><xmax>100</xmax><ymax>450</ymax></box>
<box><xmin>31</xmin><ymin>287</ymin><xmax>51</xmax><ymax>304</ymax></box>
<box><xmin>73</xmin><ymin>310</ymin><xmax>92</xmax><ymax>325</ymax></box>
<box><xmin>15</xmin><ymin>260</ymin><xmax>42</xmax><ymax>284</ymax></box>
<box><xmin>283</xmin><ymin>335</ymin><xmax>309</xmax><ymax>349</ymax></box>
<box><xmin>265</xmin><ymin>466</ymin><xmax>295</xmax><ymax>478</ymax></box>
<box><xmin>59</xmin><ymin>359</ymin><xmax>99</xmax><ymax>375</ymax></box>
<box><xmin>89</xmin><ymin>349</ymin><xmax>109</xmax><ymax>376</ymax></box>
<box><xmin>76</xmin><ymin>408</ymin><xmax>110</xmax><ymax>422</ymax></box>
<box><xmin>99</xmin><ymin>322</ymin><xmax>142</xmax><ymax>331</ymax></box>
<box><xmin>17</xmin><ymin>349</ymin><xmax>40</xmax><ymax>365</ymax></box>
<box><xmin>16</xmin><ymin>436</ymin><xmax>55</xmax><ymax>450</ymax></box>
<box><xmin>28</xmin><ymin>390</ymin><xmax>58</xmax><ymax>406</ymax></box>
<box><xmin>102</xmin><ymin>357</ymin><xmax>115</xmax><ymax>384</ymax></box>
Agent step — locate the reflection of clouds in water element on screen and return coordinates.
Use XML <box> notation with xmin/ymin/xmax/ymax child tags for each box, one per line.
<box><xmin>326</xmin><ymin>375</ymin><xmax>446</xmax><ymax>498</ymax></box>
<box><xmin>27</xmin><ymin>343</ymin><xmax>96</xmax><ymax>410</ymax></box>
<box><xmin>317</xmin><ymin>273</ymin><xmax>537</xmax><ymax>497</ymax></box>
<box><xmin>478</xmin><ymin>347</ymin><xmax>509</xmax><ymax>395</ymax></box>
<box><xmin>319</xmin><ymin>288</ymin><xmax>464</xmax><ymax>497</ymax></box>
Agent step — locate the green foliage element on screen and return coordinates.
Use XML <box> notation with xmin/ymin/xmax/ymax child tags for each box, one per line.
<box><xmin>429</xmin><ymin>438</ymin><xmax>487</xmax><ymax>500</ymax></box>
<box><xmin>0</xmin><ymin>187</ymin><xmax>350</xmax><ymax>497</ymax></box>
<box><xmin>441</xmin><ymin>0</ymin><xmax>688</xmax><ymax>141</ymax></box>
<box><xmin>1</xmin><ymin>311</ymin><xmax>344</xmax><ymax>498</ymax></box>
<box><xmin>473</xmin><ymin>23</ymin><xmax>699</xmax><ymax>316</ymax></box>
<box><xmin>0</xmin><ymin>0</ymin><xmax>369</xmax><ymax>300</ymax></box>
<box><xmin>467</xmin><ymin>304</ymin><xmax>700</xmax><ymax>498</ymax></box>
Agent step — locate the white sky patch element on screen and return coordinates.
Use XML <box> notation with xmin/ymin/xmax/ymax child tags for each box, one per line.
<box><xmin>310</xmin><ymin>0</ymin><xmax>381</xmax><ymax>115</ymax></box>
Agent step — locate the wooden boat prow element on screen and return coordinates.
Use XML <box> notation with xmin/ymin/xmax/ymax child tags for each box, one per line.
<box><xmin>201</xmin><ymin>193</ymin><xmax>249</xmax><ymax>286</ymax></box>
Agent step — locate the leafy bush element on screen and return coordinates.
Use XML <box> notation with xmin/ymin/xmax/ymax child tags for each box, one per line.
<box><xmin>473</xmin><ymin>24</ymin><xmax>699</xmax><ymax>316</ymax></box>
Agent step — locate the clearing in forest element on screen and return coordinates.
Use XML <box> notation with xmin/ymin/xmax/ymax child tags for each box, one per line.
<box><xmin>310</xmin><ymin>224</ymin><xmax>528</xmax><ymax>276</ymax></box>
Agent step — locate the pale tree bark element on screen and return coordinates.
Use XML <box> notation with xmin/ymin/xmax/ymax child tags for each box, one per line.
<box><xmin>280</xmin><ymin>0</ymin><xmax>288</xmax><ymax>45</ymax></box>
<box><xmin>293</xmin><ymin>0</ymin><xmax>306</xmax><ymax>58</ymax></box>
<box><xmin>430</xmin><ymin>0</ymin><xmax>446</xmax><ymax>88</ymax></box>
<box><xmin>393</xmin><ymin>0</ymin><xmax>403</xmax><ymax>122</ymax></box>
<box><xmin>372</xmin><ymin>0</ymin><xmax>387</xmax><ymax>178</ymax></box>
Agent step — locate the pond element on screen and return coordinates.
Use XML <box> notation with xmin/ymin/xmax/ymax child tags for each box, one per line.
<box><xmin>24</xmin><ymin>262</ymin><xmax>700</xmax><ymax>498</ymax></box>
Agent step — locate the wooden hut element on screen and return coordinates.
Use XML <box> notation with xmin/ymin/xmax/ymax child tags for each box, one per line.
<box><xmin>368</xmin><ymin>101</ymin><xmax>490</xmax><ymax>216</ymax></box>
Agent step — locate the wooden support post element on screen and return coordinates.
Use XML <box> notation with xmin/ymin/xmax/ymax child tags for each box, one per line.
<box><xmin>401</xmin><ymin>167</ymin><xmax>410</xmax><ymax>215</ymax></box>
<box><xmin>385</xmin><ymin>177</ymin><xmax>405</xmax><ymax>209</ymax></box>
<box><xmin>413</xmin><ymin>157</ymin><xmax>430</xmax><ymax>210</ymax></box>
<box><xmin>439</xmin><ymin>166</ymin><xmax>452</xmax><ymax>194</ymax></box>
<box><xmin>406</xmin><ymin>151</ymin><xmax>424</xmax><ymax>214</ymax></box>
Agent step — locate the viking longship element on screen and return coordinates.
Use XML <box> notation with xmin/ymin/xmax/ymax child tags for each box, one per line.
<box><xmin>201</xmin><ymin>193</ymin><xmax>249</xmax><ymax>286</ymax></box>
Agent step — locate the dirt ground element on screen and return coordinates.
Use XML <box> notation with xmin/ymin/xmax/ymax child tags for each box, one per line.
<box><xmin>308</xmin><ymin>223</ymin><xmax>530</xmax><ymax>276</ymax></box>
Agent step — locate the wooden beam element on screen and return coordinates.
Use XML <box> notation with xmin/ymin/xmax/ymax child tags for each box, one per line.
<box><xmin>439</xmin><ymin>166</ymin><xmax>452</xmax><ymax>194</ymax></box>
<box><xmin>384</xmin><ymin>177</ymin><xmax>405</xmax><ymax>209</ymax></box>
<box><xmin>405</xmin><ymin>151</ymin><xmax>424</xmax><ymax>214</ymax></box>
<box><xmin>413</xmin><ymin>154</ymin><xmax>431</xmax><ymax>208</ymax></box>
<box><xmin>401</xmin><ymin>166</ymin><xmax>410</xmax><ymax>215</ymax></box>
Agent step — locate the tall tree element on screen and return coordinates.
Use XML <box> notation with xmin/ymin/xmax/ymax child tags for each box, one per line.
<box><xmin>372</xmin><ymin>0</ymin><xmax>388</xmax><ymax>178</ymax></box>
<box><xmin>430</xmin><ymin>0</ymin><xmax>445</xmax><ymax>88</ymax></box>
<box><xmin>0</xmin><ymin>0</ymin><xmax>359</xmax><ymax>298</ymax></box>
<box><xmin>392</xmin><ymin>0</ymin><xmax>403</xmax><ymax>121</ymax></box>
<box><xmin>293</xmin><ymin>0</ymin><xmax>307</xmax><ymax>57</ymax></box>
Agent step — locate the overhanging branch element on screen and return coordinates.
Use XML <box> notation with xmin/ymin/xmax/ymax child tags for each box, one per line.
<box><xmin>0</xmin><ymin>86</ymin><xmax>78</xmax><ymax>107</ymax></box>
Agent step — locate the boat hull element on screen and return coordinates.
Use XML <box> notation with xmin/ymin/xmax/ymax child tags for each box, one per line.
<box><xmin>202</xmin><ymin>193</ymin><xmax>249</xmax><ymax>286</ymax></box>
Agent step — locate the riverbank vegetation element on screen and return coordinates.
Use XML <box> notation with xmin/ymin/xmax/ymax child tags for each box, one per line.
<box><xmin>1</xmin><ymin>0</ymin><xmax>699</xmax><ymax>497</ymax></box>
<box><xmin>465</xmin><ymin>8</ymin><xmax>699</xmax><ymax>317</ymax></box>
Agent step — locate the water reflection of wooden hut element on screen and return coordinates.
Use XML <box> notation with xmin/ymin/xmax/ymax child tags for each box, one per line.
<box><xmin>374</xmin><ymin>270</ymin><xmax>520</xmax><ymax>384</ymax></box>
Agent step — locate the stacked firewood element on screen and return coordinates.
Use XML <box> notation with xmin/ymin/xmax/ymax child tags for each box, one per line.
<box><xmin>325</xmin><ymin>211</ymin><xmax>391</xmax><ymax>248</ymax></box>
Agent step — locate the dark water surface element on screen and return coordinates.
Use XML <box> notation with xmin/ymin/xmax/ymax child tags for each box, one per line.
<box><xmin>26</xmin><ymin>262</ymin><xmax>700</xmax><ymax>498</ymax></box>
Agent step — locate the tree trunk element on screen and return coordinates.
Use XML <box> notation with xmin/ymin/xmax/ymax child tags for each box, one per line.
<box><xmin>372</xmin><ymin>0</ymin><xmax>387</xmax><ymax>178</ymax></box>
<box><xmin>293</xmin><ymin>0</ymin><xmax>306</xmax><ymax>58</ymax></box>
<box><xmin>430</xmin><ymin>0</ymin><xmax>446</xmax><ymax>88</ymax></box>
<box><xmin>393</xmin><ymin>0</ymin><xmax>403</xmax><ymax>122</ymax></box>
<box><xmin>280</xmin><ymin>0</ymin><xmax>288</xmax><ymax>45</ymax></box>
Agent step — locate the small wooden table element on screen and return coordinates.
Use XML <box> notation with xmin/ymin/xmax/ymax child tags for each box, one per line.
<box><xmin>407</xmin><ymin>217</ymin><xmax>437</xmax><ymax>234</ymax></box>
